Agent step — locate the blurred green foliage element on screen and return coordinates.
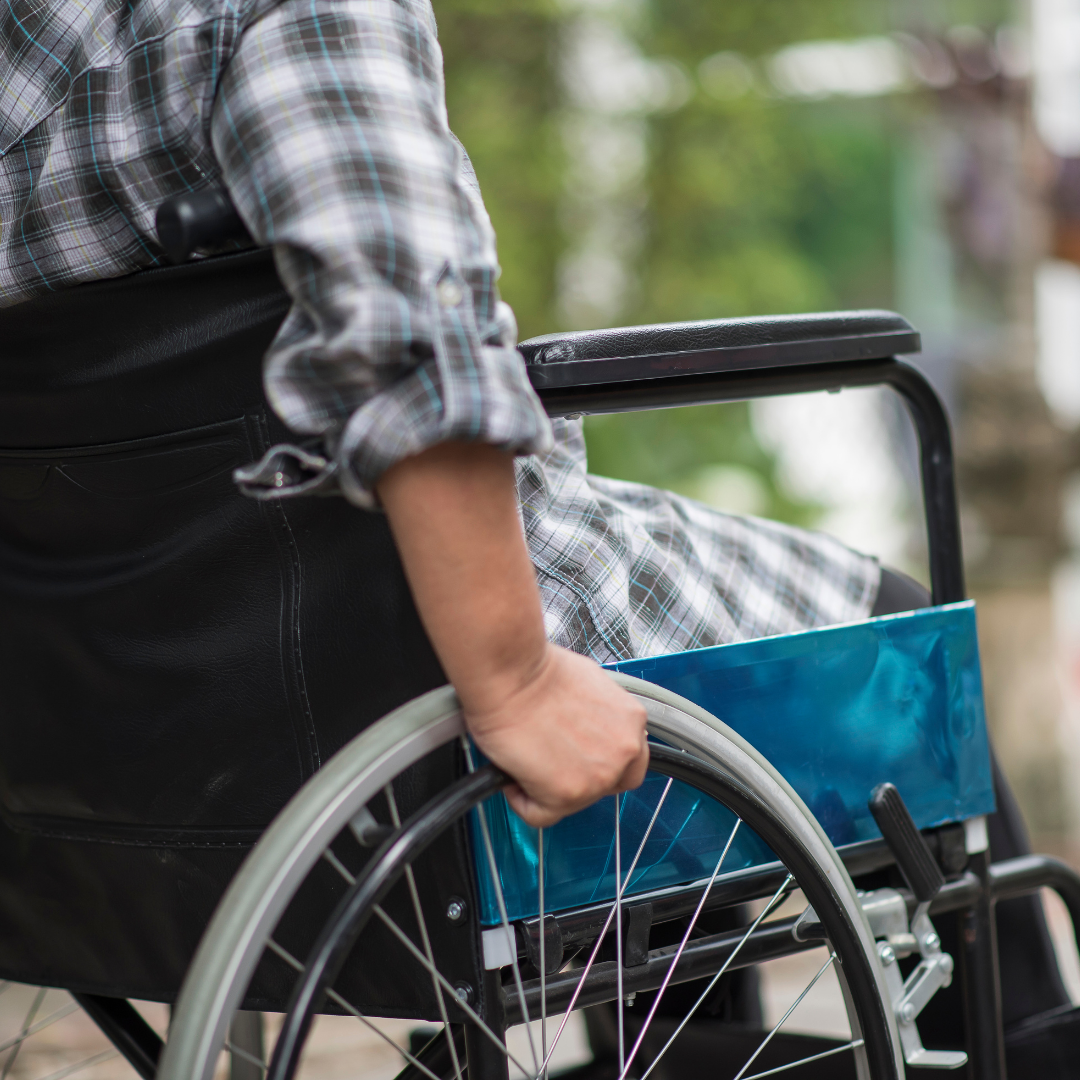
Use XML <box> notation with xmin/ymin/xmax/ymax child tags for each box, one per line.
<box><xmin>436</xmin><ymin>0</ymin><xmax>993</xmax><ymax>525</ymax></box>
<box><xmin>645</xmin><ymin>0</ymin><xmax>885</xmax><ymax>59</ymax></box>
<box><xmin>440</xmin><ymin>0</ymin><xmax>897</xmax><ymax>335</ymax></box>
<box><xmin>584</xmin><ymin>402</ymin><xmax>824</xmax><ymax>526</ymax></box>
<box><xmin>438</xmin><ymin>0</ymin><xmax>563</xmax><ymax>341</ymax></box>
<box><xmin>639</xmin><ymin>99</ymin><xmax>895</xmax><ymax>323</ymax></box>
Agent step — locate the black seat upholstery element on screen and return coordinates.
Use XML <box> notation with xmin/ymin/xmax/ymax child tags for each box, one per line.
<box><xmin>0</xmin><ymin>249</ymin><xmax>465</xmax><ymax>1007</ymax></box>
<box><xmin>520</xmin><ymin>310</ymin><xmax>919</xmax><ymax>390</ymax></box>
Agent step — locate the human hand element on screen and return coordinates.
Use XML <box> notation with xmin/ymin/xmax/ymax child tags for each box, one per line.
<box><xmin>464</xmin><ymin>644</ymin><xmax>649</xmax><ymax>828</ymax></box>
<box><xmin>377</xmin><ymin>442</ymin><xmax>648</xmax><ymax>828</ymax></box>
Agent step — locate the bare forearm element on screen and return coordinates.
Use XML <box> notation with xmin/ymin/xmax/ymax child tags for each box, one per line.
<box><xmin>376</xmin><ymin>441</ymin><xmax>546</xmax><ymax>714</ymax></box>
<box><xmin>376</xmin><ymin>440</ymin><xmax>649</xmax><ymax>827</ymax></box>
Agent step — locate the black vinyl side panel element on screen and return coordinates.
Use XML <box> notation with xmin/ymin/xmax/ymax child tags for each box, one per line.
<box><xmin>0</xmin><ymin>415</ymin><xmax>313</xmax><ymax>838</ymax></box>
<box><xmin>0</xmin><ymin>252</ymin><xmax>464</xmax><ymax>1007</ymax></box>
<box><xmin>0</xmin><ymin>421</ymin><xmax>448</xmax><ymax>840</ymax></box>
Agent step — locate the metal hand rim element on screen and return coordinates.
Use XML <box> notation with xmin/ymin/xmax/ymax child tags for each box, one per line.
<box><xmin>266</xmin><ymin>743</ymin><xmax>900</xmax><ymax>1080</ymax></box>
<box><xmin>157</xmin><ymin>675</ymin><xmax>903</xmax><ymax>1080</ymax></box>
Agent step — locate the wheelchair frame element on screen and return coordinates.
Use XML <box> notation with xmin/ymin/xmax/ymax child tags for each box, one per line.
<box><xmin>12</xmin><ymin>194</ymin><xmax>1078</xmax><ymax>1080</ymax></box>
<box><xmin>516</xmin><ymin>316</ymin><xmax>1073</xmax><ymax>1080</ymax></box>
<box><xmin>163</xmin><ymin>297</ymin><xmax>1080</xmax><ymax>1080</ymax></box>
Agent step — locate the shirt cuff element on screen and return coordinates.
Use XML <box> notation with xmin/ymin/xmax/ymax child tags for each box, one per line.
<box><xmin>236</xmin><ymin>267</ymin><xmax>553</xmax><ymax>506</ymax></box>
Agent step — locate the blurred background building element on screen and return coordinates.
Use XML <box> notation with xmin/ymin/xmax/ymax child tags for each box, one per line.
<box><xmin>438</xmin><ymin>0</ymin><xmax>1080</xmax><ymax>859</ymax></box>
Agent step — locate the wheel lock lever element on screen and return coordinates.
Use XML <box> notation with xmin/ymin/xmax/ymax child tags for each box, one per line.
<box><xmin>864</xmin><ymin>783</ymin><xmax>967</xmax><ymax>1071</ymax></box>
<box><xmin>870</xmin><ymin>782</ymin><xmax>945</xmax><ymax>905</ymax></box>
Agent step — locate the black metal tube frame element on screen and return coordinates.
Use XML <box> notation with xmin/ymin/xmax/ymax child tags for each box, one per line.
<box><xmin>532</xmin><ymin>351</ymin><xmax>1020</xmax><ymax>1073</ymax></box>
<box><xmin>504</xmin><ymin>854</ymin><xmax>1080</xmax><ymax>1034</ymax></box>
<box><xmin>72</xmin><ymin>994</ymin><xmax>162</xmax><ymax>1080</ymax></box>
<box><xmin>536</xmin><ymin>355</ymin><xmax>964</xmax><ymax>607</ymax></box>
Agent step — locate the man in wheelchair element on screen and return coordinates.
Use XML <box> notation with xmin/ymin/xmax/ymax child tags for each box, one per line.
<box><xmin>1</xmin><ymin>1</ymin><xmax>1078</xmax><ymax>1078</ymax></box>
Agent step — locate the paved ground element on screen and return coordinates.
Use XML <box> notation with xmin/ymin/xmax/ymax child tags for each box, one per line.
<box><xmin>0</xmin><ymin>944</ymin><xmax>856</xmax><ymax>1079</ymax></box>
<box><xmin>2</xmin><ymin>887</ymin><xmax>1075</xmax><ymax>1080</ymax></box>
<box><xmin>0</xmin><ymin>985</ymin><xmax>167</xmax><ymax>1080</ymax></box>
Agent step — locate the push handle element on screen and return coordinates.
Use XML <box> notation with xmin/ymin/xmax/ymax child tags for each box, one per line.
<box><xmin>155</xmin><ymin>189</ymin><xmax>253</xmax><ymax>264</ymax></box>
<box><xmin>869</xmin><ymin>782</ymin><xmax>945</xmax><ymax>903</ymax></box>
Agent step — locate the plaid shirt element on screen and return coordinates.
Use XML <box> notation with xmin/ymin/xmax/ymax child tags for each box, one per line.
<box><xmin>0</xmin><ymin>0</ymin><xmax>880</xmax><ymax>661</ymax></box>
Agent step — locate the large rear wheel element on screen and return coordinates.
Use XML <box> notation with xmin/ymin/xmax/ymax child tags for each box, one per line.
<box><xmin>158</xmin><ymin>675</ymin><xmax>903</xmax><ymax>1080</ymax></box>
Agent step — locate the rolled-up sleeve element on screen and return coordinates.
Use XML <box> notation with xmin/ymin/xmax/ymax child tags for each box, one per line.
<box><xmin>212</xmin><ymin>0</ymin><xmax>552</xmax><ymax>506</ymax></box>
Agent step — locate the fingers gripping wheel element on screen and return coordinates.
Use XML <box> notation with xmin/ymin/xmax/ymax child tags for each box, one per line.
<box><xmin>866</xmin><ymin>784</ymin><xmax>966</xmax><ymax>1071</ymax></box>
<box><xmin>159</xmin><ymin>679</ymin><xmax>904</xmax><ymax>1080</ymax></box>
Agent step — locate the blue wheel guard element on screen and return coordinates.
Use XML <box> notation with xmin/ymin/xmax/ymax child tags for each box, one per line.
<box><xmin>471</xmin><ymin>602</ymin><xmax>994</xmax><ymax>925</ymax></box>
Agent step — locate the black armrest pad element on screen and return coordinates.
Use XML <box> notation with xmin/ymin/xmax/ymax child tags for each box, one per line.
<box><xmin>521</xmin><ymin>310</ymin><xmax>919</xmax><ymax>391</ymax></box>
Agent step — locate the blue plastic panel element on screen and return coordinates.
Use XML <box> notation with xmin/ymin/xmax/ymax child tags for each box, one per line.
<box><xmin>471</xmin><ymin>602</ymin><xmax>994</xmax><ymax>925</ymax></box>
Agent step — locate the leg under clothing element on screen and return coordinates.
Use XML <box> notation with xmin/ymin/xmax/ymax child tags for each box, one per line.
<box><xmin>869</xmin><ymin>566</ymin><xmax>933</xmax><ymax>618</ymax></box>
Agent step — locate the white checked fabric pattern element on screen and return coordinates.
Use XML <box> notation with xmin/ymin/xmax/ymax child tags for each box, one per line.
<box><xmin>0</xmin><ymin>0</ymin><xmax>881</xmax><ymax>661</ymax></box>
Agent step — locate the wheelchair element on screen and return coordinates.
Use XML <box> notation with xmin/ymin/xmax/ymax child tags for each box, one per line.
<box><xmin>0</xmin><ymin>192</ymin><xmax>1078</xmax><ymax>1080</ymax></box>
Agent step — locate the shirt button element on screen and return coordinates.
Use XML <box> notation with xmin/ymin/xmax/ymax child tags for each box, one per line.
<box><xmin>436</xmin><ymin>279</ymin><xmax>465</xmax><ymax>308</ymax></box>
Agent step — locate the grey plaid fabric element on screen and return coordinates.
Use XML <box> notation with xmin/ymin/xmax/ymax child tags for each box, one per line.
<box><xmin>0</xmin><ymin>0</ymin><xmax>881</xmax><ymax>662</ymax></box>
<box><xmin>523</xmin><ymin>421</ymin><xmax>878</xmax><ymax>662</ymax></box>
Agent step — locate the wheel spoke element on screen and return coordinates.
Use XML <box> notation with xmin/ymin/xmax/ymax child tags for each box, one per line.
<box><xmin>624</xmin><ymin>798</ymin><xmax>702</xmax><ymax>897</ymax></box>
<box><xmin>538</xmin><ymin>825</ymin><xmax>547</xmax><ymax>1080</ymax></box>
<box><xmin>324</xmin><ymin>990</ymin><xmax>448</xmax><ymax>1080</ymax></box>
<box><xmin>321</xmin><ymin>847</ymin><xmax>355</xmax><ymax>885</ymax></box>
<box><xmin>267</xmin><ymin>938</ymin><xmax>304</xmax><ymax>972</ymax></box>
<box><xmin>740</xmin><ymin>1039</ymin><xmax>864</xmax><ymax>1080</ymax></box>
<box><xmin>619</xmin><ymin>818</ymin><xmax>743</xmax><ymax>1079</ymax></box>
<box><xmin>35</xmin><ymin>1049</ymin><xmax>119</xmax><ymax>1080</ymax></box>
<box><xmin>2</xmin><ymin>985</ymin><xmax>45</xmax><ymax>1080</ymax></box>
<box><xmin>540</xmin><ymin>777</ymin><xmax>674</xmax><ymax>1075</ymax></box>
<box><xmin>267</xmin><ymin>937</ymin><xmax>447</xmax><ymax>1080</ymax></box>
<box><xmin>462</xmin><ymin>739</ymin><xmax>540</xmax><ymax>1076</ymax></box>
<box><xmin>0</xmin><ymin>1001</ymin><xmax>79</xmax><ymax>1054</ymax></box>
<box><xmin>324</xmin><ymin>801</ymin><xmax>465</xmax><ymax>1080</ymax></box>
<box><xmin>225</xmin><ymin>1040</ymin><xmax>267</xmax><ymax>1072</ymax></box>
<box><xmin>615</xmin><ymin>794</ymin><xmax>625</xmax><ymax>1078</ymax></box>
<box><xmin>637</xmin><ymin>873</ymin><xmax>795</xmax><ymax>1080</ymax></box>
<box><xmin>732</xmin><ymin>953</ymin><xmax>838</xmax><ymax>1080</ymax></box>
<box><xmin>385</xmin><ymin>784</ymin><xmax>466</xmax><ymax>1080</ymax></box>
<box><xmin>373</xmin><ymin>904</ymin><xmax>532</xmax><ymax>1078</ymax></box>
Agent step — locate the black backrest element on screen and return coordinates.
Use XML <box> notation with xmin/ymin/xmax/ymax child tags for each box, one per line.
<box><xmin>0</xmin><ymin>251</ymin><xmax>451</xmax><ymax>1003</ymax></box>
<box><xmin>0</xmin><ymin>249</ymin><xmax>287</xmax><ymax>445</ymax></box>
